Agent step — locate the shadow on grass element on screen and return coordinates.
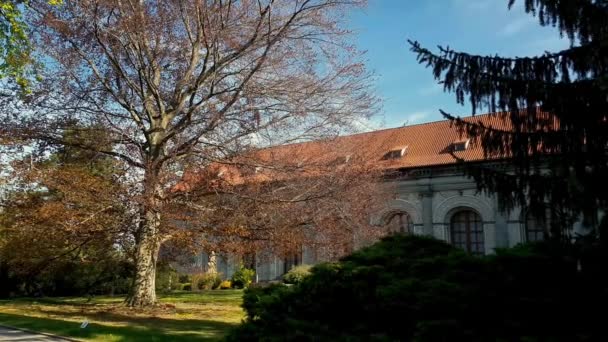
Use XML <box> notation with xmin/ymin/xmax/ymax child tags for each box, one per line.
<box><xmin>0</xmin><ymin>312</ymin><xmax>237</xmax><ymax>341</ymax></box>
<box><xmin>35</xmin><ymin>308</ymin><xmax>239</xmax><ymax>328</ymax></box>
<box><xmin>0</xmin><ymin>297</ymin><xmax>123</xmax><ymax>307</ymax></box>
<box><xmin>0</xmin><ymin>290</ymin><xmax>243</xmax><ymax>307</ymax></box>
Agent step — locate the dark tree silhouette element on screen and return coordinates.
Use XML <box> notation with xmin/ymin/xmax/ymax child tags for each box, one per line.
<box><xmin>409</xmin><ymin>0</ymin><xmax>608</xmax><ymax>240</ymax></box>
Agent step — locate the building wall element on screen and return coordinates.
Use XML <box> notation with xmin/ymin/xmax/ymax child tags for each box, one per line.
<box><xmin>388</xmin><ymin>172</ymin><xmax>509</xmax><ymax>253</ymax></box>
<box><xmin>253</xmin><ymin>171</ymin><xmax>518</xmax><ymax>281</ymax></box>
<box><xmin>207</xmin><ymin>170</ymin><xmax>595</xmax><ymax>282</ymax></box>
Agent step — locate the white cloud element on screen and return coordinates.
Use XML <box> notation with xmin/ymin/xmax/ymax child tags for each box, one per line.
<box><xmin>349</xmin><ymin>116</ymin><xmax>383</xmax><ymax>132</ymax></box>
<box><xmin>405</xmin><ymin>111</ymin><xmax>431</xmax><ymax>125</ymax></box>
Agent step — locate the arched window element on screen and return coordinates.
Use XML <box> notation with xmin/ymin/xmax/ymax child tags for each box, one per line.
<box><xmin>283</xmin><ymin>252</ymin><xmax>302</xmax><ymax>274</ymax></box>
<box><xmin>525</xmin><ymin>211</ymin><xmax>547</xmax><ymax>242</ymax></box>
<box><xmin>450</xmin><ymin>210</ymin><xmax>484</xmax><ymax>255</ymax></box>
<box><xmin>386</xmin><ymin>212</ymin><xmax>412</xmax><ymax>234</ymax></box>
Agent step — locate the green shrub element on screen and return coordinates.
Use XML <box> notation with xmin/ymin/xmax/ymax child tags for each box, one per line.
<box><xmin>231</xmin><ymin>266</ymin><xmax>255</xmax><ymax>289</ymax></box>
<box><xmin>283</xmin><ymin>265</ymin><xmax>312</xmax><ymax>284</ymax></box>
<box><xmin>212</xmin><ymin>275</ymin><xmax>223</xmax><ymax>290</ymax></box>
<box><xmin>219</xmin><ymin>280</ymin><xmax>232</xmax><ymax>289</ymax></box>
<box><xmin>227</xmin><ymin>235</ymin><xmax>608</xmax><ymax>341</ymax></box>
<box><xmin>191</xmin><ymin>273</ymin><xmax>203</xmax><ymax>291</ymax></box>
<box><xmin>241</xmin><ymin>283</ymin><xmax>290</xmax><ymax>319</ymax></box>
<box><xmin>181</xmin><ymin>283</ymin><xmax>192</xmax><ymax>291</ymax></box>
<box><xmin>193</xmin><ymin>272</ymin><xmax>222</xmax><ymax>291</ymax></box>
<box><xmin>178</xmin><ymin>274</ymin><xmax>191</xmax><ymax>284</ymax></box>
<box><xmin>0</xmin><ymin>253</ymin><xmax>134</xmax><ymax>298</ymax></box>
<box><xmin>156</xmin><ymin>263</ymin><xmax>179</xmax><ymax>292</ymax></box>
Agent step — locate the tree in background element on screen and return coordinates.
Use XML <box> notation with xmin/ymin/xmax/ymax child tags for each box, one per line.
<box><xmin>169</xmin><ymin>144</ymin><xmax>389</xmax><ymax>270</ymax></box>
<box><xmin>0</xmin><ymin>0</ymin><xmax>61</xmax><ymax>89</ymax></box>
<box><xmin>11</xmin><ymin>0</ymin><xmax>377</xmax><ymax>307</ymax></box>
<box><xmin>0</xmin><ymin>125</ymin><xmax>133</xmax><ymax>297</ymax></box>
<box><xmin>409</xmin><ymin>0</ymin><xmax>608</xmax><ymax>240</ymax></box>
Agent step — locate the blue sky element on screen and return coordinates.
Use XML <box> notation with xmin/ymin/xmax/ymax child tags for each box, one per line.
<box><xmin>348</xmin><ymin>0</ymin><xmax>571</xmax><ymax>128</ymax></box>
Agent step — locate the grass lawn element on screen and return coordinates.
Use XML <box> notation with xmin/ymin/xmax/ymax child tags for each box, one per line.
<box><xmin>0</xmin><ymin>290</ymin><xmax>244</xmax><ymax>341</ymax></box>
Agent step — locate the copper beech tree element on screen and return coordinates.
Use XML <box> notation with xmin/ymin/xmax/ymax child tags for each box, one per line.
<box><xmin>0</xmin><ymin>145</ymin><xmax>133</xmax><ymax>292</ymax></box>
<box><xmin>167</xmin><ymin>139</ymin><xmax>391</xmax><ymax>269</ymax></box>
<box><xmin>14</xmin><ymin>0</ymin><xmax>378</xmax><ymax>307</ymax></box>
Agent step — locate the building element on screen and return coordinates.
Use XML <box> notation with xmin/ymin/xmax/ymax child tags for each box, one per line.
<box><xmin>188</xmin><ymin>112</ymin><xmax>596</xmax><ymax>281</ymax></box>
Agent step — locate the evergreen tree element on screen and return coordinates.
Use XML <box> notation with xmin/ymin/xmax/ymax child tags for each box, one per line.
<box><xmin>409</xmin><ymin>0</ymin><xmax>608</xmax><ymax>240</ymax></box>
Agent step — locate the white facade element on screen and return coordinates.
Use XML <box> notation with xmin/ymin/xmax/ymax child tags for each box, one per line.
<box><xmin>252</xmin><ymin>165</ymin><xmax>596</xmax><ymax>281</ymax></box>
<box><xmin>192</xmin><ymin>165</ymin><xmax>597</xmax><ymax>281</ymax></box>
<box><xmin>253</xmin><ymin>168</ymin><xmax>514</xmax><ymax>281</ymax></box>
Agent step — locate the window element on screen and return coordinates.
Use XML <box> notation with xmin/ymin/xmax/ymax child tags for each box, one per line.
<box><xmin>243</xmin><ymin>253</ymin><xmax>256</xmax><ymax>270</ymax></box>
<box><xmin>452</xmin><ymin>139</ymin><xmax>470</xmax><ymax>152</ymax></box>
<box><xmin>525</xmin><ymin>211</ymin><xmax>547</xmax><ymax>242</ymax></box>
<box><xmin>283</xmin><ymin>252</ymin><xmax>302</xmax><ymax>274</ymax></box>
<box><xmin>382</xmin><ymin>146</ymin><xmax>408</xmax><ymax>160</ymax></box>
<box><xmin>386</xmin><ymin>212</ymin><xmax>412</xmax><ymax>234</ymax></box>
<box><xmin>450</xmin><ymin>210</ymin><xmax>484</xmax><ymax>255</ymax></box>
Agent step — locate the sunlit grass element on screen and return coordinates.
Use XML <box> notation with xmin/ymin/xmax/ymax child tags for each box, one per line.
<box><xmin>0</xmin><ymin>290</ymin><xmax>244</xmax><ymax>341</ymax></box>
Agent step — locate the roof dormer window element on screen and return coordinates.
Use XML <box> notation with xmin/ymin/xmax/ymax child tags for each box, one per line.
<box><xmin>382</xmin><ymin>146</ymin><xmax>408</xmax><ymax>160</ymax></box>
<box><xmin>452</xmin><ymin>139</ymin><xmax>470</xmax><ymax>152</ymax></box>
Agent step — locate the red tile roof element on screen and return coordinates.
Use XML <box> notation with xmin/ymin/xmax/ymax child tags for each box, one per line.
<box><xmin>256</xmin><ymin>111</ymin><xmax>517</xmax><ymax>171</ymax></box>
<box><xmin>177</xmin><ymin>111</ymin><xmax>552</xmax><ymax>190</ymax></box>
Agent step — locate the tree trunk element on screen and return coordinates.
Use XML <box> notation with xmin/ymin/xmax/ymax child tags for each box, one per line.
<box><xmin>126</xmin><ymin>208</ymin><xmax>162</xmax><ymax>307</ymax></box>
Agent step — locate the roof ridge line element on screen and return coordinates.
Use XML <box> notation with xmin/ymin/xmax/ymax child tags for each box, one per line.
<box><xmin>255</xmin><ymin>110</ymin><xmax>515</xmax><ymax>151</ymax></box>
